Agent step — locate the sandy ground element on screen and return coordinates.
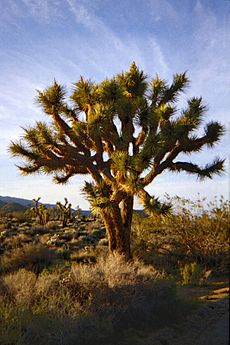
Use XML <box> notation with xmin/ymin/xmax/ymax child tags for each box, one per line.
<box><xmin>119</xmin><ymin>280</ymin><xmax>229</xmax><ymax>345</ymax></box>
<box><xmin>169</xmin><ymin>298</ymin><xmax>229</xmax><ymax>345</ymax></box>
<box><xmin>152</xmin><ymin>281</ymin><xmax>229</xmax><ymax>345</ymax></box>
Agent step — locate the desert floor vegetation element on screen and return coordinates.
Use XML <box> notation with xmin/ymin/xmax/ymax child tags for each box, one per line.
<box><xmin>0</xmin><ymin>196</ymin><xmax>229</xmax><ymax>344</ymax></box>
<box><xmin>132</xmin><ymin>196</ymin><xmax>229</xmax><ymax>282</ymax></box>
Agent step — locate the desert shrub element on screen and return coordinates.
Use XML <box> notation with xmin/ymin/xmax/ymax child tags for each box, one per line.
<box><xmin>73</xmin><ymin>254</ymin><xmax>97</xmax><ymax>263</ymax></box>
<box><xmin>14</xmin><ymin>210</ymin><xmax>32</xmax><ymax>222</ymax></box>
<box><xmin>0</xmin><ymin>277</ymin><xmax>8</xmax><ymax>298</ymax></box>
<box><xmin>35</xmin><ymin>270</ymin><xmax>60</xmax><ymax>296</ymax></box>
<box><xmin>1</xmin><ymin>210</ymin><xmax>31</xmax><ymax>223</ymax></box>
<box><xmin>132</xmin><ymin>196</ymin><xmax>229</xmax><ymax>276</ymax></box>
<box><xmin>0</xmin><ymin>254</ymin><xmax>170</xmax><ymax>318</ymax></box>
<box><xmin>72</xmin><ymin>253</ymin><xmax>161</xmax><ymax>289</ymax></box>
<box><xmin>1</xmin><ymin>235</ymin><xmax>25</xmax><ymax>251</ymax></box>
<box><xmin>46</xmin><ymin>221</ymin><xmax>60</xmax><ymax>230</ymax></box>
<box><xmin>30</xmin><ymin>225</ymin><xmax>51</xmax><ymax>235</ymax></box>
<box><xmin>56</xmin><ymin>248</ymin><xmax>72</xmax><ymax>260</ymax></box>
<box><xmin>0</xmin><ymin>243</ymin><xmax>57</xmax><ymax>274</ymax></box>
<box><xmin>3</xmin><ymin>269</ymin><xmax>37</xmax><ymax>305</ymax></box>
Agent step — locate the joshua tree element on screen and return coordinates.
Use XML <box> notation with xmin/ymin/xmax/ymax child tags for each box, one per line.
<box><xmin>30</xmin><ymin>197</ymin><xmax>50</xmax><ymax>225</ymax></box>
<box><xmin>10</xmin><ymin>63</ymin><xmax>225</xmax><ymax>258</ymax></box>
<box><xmin>56</xmin><ymin>197</ymin><xmax>74</xmax><ymax>227</ymax></box>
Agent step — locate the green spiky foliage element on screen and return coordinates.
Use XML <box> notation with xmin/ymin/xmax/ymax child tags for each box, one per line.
<box><xmin>10</xmin><ymin>63</ymin><xmax>225</xmax><ymax>258</ymax></box>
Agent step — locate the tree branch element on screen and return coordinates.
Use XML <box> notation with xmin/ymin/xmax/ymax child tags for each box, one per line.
<box><xmin>169</xmin><ymin>159</ymin><xmax>225</xmax><ymax>179</ymax></box>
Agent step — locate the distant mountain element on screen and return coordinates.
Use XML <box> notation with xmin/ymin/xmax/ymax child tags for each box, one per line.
<box><xmin>0</xmin><ymin>196</ymin><xmax>141</xmax><ymax>216</ymax></box>
<box><xmin>0</xmin><ymin>196</ymin><xmax>33</xmax><ymax>207</ymax></box>
<box><xmin>0</xmin><ymin>196</ymin><xmax>90</xmax><ymax>214</ymax></box>
<box><xmin>0</xmin><ymin>202</ymin><xmax>27</xmax><ymax>213</ymax></box>
<box><xmin>0</xmin><ymin>196</ymin><xmax>56</xmax><ymax>209</ymax></box>
<box><xmin>0</xmin><ymin>200</ymin><xmax>6</xmax><ymax>208</ymax></box>
<box><xmin>0</xmin><ymin>196</ymin><xmax>31</xmax><ymax>213</ymax></box>
<box><xmin>81</xmin><ymin>210</ymin><xmax>91</xmax><ymax>216</ymax></box>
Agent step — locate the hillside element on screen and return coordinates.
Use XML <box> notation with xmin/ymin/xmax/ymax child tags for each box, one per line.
<box><xmin>0</xmin><ymin>200</ymin><xmax>6</xmax><ymax>208</ymax></box>
<box><xmin>0</xmin><ymin>196</ymin><xmax>33</xmax><ymax>213</ymax></box>
<box><xmin>0</xmin><ymin>196</ymin><xmax>91</xmax><ymax>215</ymax></box>
<box><xmin>0</xmin><ymin>202</ymin><xmax>27</xmax><ymax>213</ymax></box>
<box><xmin>0</xmin><ymin>196</ymin><xmax>43</xmax><ymax>208</ymax></box>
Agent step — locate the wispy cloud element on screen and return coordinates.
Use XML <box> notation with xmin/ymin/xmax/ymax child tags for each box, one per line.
<box><xmin>187</xmin><ymin>1</ymin><xmax>230</xmax><ymax>125</ymax></box>
<box><xmin>66</xmin><ymin>0</ymin><xmax>101</xmax><ymax>31</ymax></box>
<box><xmin>149</xmin><ymin>38</ymin><xmax>169</xmax><ymax>76</ymax></box>
<box><xmin>21</xmin><ymin>0</ymin><xmax>49</xmax><ymax>21</ymax></box>
<box><xmin>0</xmin><ymin>0</ymin><xmax>63</xmax><ymax>26</ymax></box>
<box><xmin>148</xmin><ymin>0</ymin><xmax>178</xmax><ymax>22</ymax></box>
<box><xmin>1</xmin><ymin>0</ymin><xmax>170</xmax><ymax>78</ymax></box>
<box><xmin>65</xmin><ymin>0</ymin><xmax>169</xmax><ymax>77</ymax></box>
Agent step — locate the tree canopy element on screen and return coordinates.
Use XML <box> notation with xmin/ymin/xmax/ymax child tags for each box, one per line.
<box><xmin>10</xmin><ymin>62</ymin><xmax>225</xmax><ymax>257</ymax></box>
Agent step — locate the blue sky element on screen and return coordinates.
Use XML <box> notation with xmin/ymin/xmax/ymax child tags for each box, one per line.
<box><xmin>0</xmin><ymin>0</ymin><xmax>229</xmax><ymax>209</ymax></box>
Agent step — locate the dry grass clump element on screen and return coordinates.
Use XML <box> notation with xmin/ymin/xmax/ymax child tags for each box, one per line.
<box><xmin>30</xmin><ymin>225</ymin><xmax>51</xmax><ymax>235</ymax></box>
<box><xmin>3</xmin><ymin>269</ymin><xmax>37</xmax><ymax>305</ymax></box>
<box><xmin>72</xmin><ymin>253</ymin><xmax>161</xmax><ymax>288</ymax></box>
<box><xmin>0</xmin><ymin>243</ymin><xmax>57</xmax><ymax>274</ymax></box>
<box><xmin>35</xmin><ymin>270</ymin><xmax>61</xmax><ymax>296</ymax></box>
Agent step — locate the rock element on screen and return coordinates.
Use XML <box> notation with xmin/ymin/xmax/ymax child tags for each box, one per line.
<box><xmin>46</xmin><ymin>239</ymin><xmax>62</xmax><ymax>247</ymax></box>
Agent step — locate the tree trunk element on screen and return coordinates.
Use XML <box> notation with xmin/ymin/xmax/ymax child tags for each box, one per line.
<box><xmin>121</xmin><ymin>196</ymin><xmax>134</xmax><ymax>258</ymax></box>
<box><xmin>100</xmin><ymin>197</ymin><xmax>134</xmax><ymax>259</ymax></box>
<box><xmin>100</xmin><ymin>209</ymin><xmax>117</xmax><ymax>252</ymax></box>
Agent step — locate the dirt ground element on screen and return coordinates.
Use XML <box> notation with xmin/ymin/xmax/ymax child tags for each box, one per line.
<box><xmin>151</xmin><ymin>279</ymin><xmax>229</xmax><ymax>345</ymax></box>
<box><xmin>118</xmin><ymin>278</ymin><xmax>229</xmax><ymax>345</ymax></box>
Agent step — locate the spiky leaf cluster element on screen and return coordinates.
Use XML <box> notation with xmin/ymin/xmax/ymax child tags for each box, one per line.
<box><xmin>82</xmin><ymin>181</ymin><xmax>113</xmax><ymax>214</ymax></box>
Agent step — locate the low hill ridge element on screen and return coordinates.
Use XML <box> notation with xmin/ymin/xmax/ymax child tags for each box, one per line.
<box><xmin>0</xmin><ymin>196</ymin><xmax>91</xmax><ymax>215</ymax></box>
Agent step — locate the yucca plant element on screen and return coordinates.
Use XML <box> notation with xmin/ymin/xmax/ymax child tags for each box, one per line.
<box><xmin>9</xmin><ymin>63</ymin><xmax>225</xmax><ymax>258</ymax></box>
<box><xmin>56</xmin><ymin>197</ymin><xmax>74</xmax><ymax>227</ymax></box>
<box><xmin>30</xmin><ymin>197</ymin><xmax>50</xmax><ymax>225</ymax></box>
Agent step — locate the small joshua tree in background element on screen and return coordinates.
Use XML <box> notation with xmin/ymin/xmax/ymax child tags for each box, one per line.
<box><xmin>30</xmin><ymin>197</ymin><xmax>50</xmax><ymax>225</ymax></box>
<box><xmin>75</xmin><ymin>205</ymin><xmax>82</xmax><ymax>219</ymax></box>
<box><xmin>56</xmin><ymin>198</ymin><xmax>74</xmax><ymax>227</ymax></box>
<box><xmin>10</xmin><ymin>63</ymin><xmax>225</xmax><ymax>258</ymax></box>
